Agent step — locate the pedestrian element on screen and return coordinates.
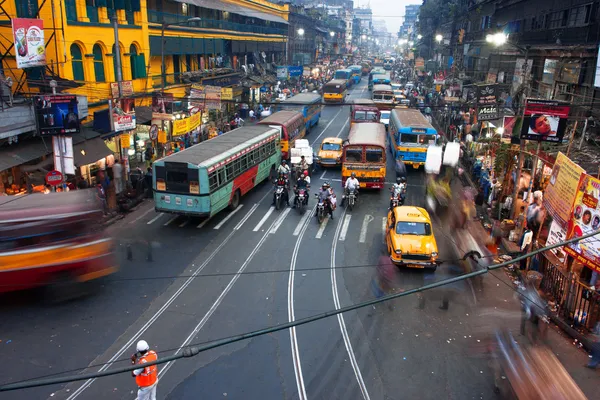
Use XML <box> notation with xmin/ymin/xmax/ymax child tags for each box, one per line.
<box><xmin>131</xmin><ymin>340</ymin><xmax>158</xmax><ymax>400</ymax></box>
<box><xmin>113</xmin><ymin>160</ymin><xmax>123</xmax><ymax>195</ymax></box>
<box><xmin>518</xmin><ymin>225</ymin><xmax>533</xmax><ymax>270</ymax></box>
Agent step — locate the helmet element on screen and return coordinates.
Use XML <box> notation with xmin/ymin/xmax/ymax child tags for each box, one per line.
<box><xmin>281</xmin><ymin>160</ymin><xmax>287</xmax><ymax>165</ymax></box>
<box><xmin>136</xmin><ymin>340</ymin><xmax>149</xmax><ymax>353</ymax></box>
<box><xmin>400</xmin><ymin>177</ymin><xmax>406</xmax><ymax>183</ymax></box>
<box><xmin>303</xmin><ymin>170</ymin><xmax>309</xmax><ymax>177</ymax></box>
<box><xmin>323</xmin><ymin>181</ymin><xmax>330</xmax><ymax>188</ymax></box>
<box><xmin>351</xmin><ymin>172</ymin><xmax>356</xmax><ymax>178</ymax></box>
<box><xmin>396</xmin><ymin>177</ymin><xmax>402</xmax><ymax>184</ymax></box>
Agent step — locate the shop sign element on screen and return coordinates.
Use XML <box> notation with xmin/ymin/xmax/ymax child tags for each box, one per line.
<box><xmin>158</xmin><ymin>130</ymin><xmax>167</xmax><ymax>143</ymax></box>
<box><xmin>564</xmin><ymin>174</ymin><xmax>600</xmax><ymax>272</ymax></box>
<box><xmin>477</xmin><ymin>104</ymin><xmax>499</xmax><ymax>121</ymax></box>
<box><xmin>475</xmin><ymin>84</ymin><xmax>497</xmax><ymax>106</ymax></box>
<box><xmin>201</xmin><ymin>73</ymin><xmax>240</xmax><ymax>87</ymax></box>
<box><xmin>414</xmin><ymin>57</ymin><xmax>424</xmax><ymax>71</ymax></box>
<box><xmin>190</xmin><ymin>85</ymin><xmax>221</xmax><ymax>110</ymax></box>
<box><xmin>173</xmin><ymin>118</ymin><xmax>189</xmax><ymax>136</ymax></box>
<box><xmin>288</xmin><ymin>66</ymin><xmax>303</xmax><ymax>77</ymax></box>
<box><xmin>110</xmin><ymin>98</ymin><xmax>136</xmax><ymax>132</ymax></box>
<box><xmin>543</xmin><ymin>152</ymin><xmax>585</xmax><ymax>227</ymax></box>
<box><xmin>12</xmin><ymin>18</ymin><xmax>45</xmax><ymax>69</ymax></box>
<box><xmin>546</xmin><ymin>221</ymin><xmax>568</xmax><ymax>264</ymax></box>
<box><xmin>277</xmin><ymin>66</ymin><xmax>288</xmax><ymax>79</ymax></box>
<box><xmin>520</xmin><ymin>98</ymin><xmax>570</xmax><ymax>143</ymax></box>
<box><xmin>120</xmin><ymin>134</ymin><xmax>131</xmax><ymax>148</ymax></box>
<box><xmin>189</xmin><ymin>113</ymin><xmax>200</xmax><ymax>131</ymax></box>
<box><xmin>45</xmin><ymin>170</ymin><xmax>63</xmax><ymax>186</ymax></box>
<box><xmin>221</xmin><ymin>87</ymin><xmax>233</xmax><ymax>101</ymax></box>
<box><xmin>34</xmin><ymin>95</ymin><xmax>80</xmax><ymax>135</ymax></box>
<box><xmin>110</xmin><ymin>81</ymin><xmax>134</xmax><ymax>98</ymax></box>
<box><xmin>152</xmin><ymin>92</ymin><xmax>173</xmax><ymax>115</ymax></box>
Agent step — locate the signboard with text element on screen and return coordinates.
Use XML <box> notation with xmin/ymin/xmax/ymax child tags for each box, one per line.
<box><xmin>201</xmin><ymin>73</ymin><xmax>240</xmax><ymax>87</ymax></box>
<box><xmin>477</xmin><ymin>104</ymin><xmax>499</xmax><ymax>121</ymax></box>
<box><xmin>110</xmin><ymin>98</ymin><xmax>136</xmax><ymax>132</ymax></box>
<box><xmin>110</xmin><ymin>81</ymin><xmax>134</xmax><ymax>98</ymax></box>
<box><xmin>288</xmin><ymin>66</ymin><xmax>303</xmax><ymax>77</ymax></box>
<box><xmin>12</xmin><ymin>18</ymin><xmax>45</xmax><ymax>69</ymax></box>
<box><xmin>520</xmin><ymin>98</ymin><xmax>570</xmax><ymax>142</ymax></box>
<box><xmin>190</xmin><ymin>84</ymin><xmax>221</xmax><ymax>110</ymax></box>
<box><xmin>34</xmin><ymin>95</ymin><xmax>80</xmax><ymax>135</ymax></box>
<box><xmin>543</xmin><ymin>152</ymin><xmax>585</xmax><ymax>227</ymax></box>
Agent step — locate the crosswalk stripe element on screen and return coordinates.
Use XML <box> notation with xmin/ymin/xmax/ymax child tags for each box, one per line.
<box><xmin>338</xmin><ymin>214</ymin><xmax>352</xmax><ymax>241</ymax></box>
<box><xmin>147</xmin><ymin>213</ymin><xmax>163</xmax><ymax>225</ymax></box>
<box><xmin>293</xmin><ymin>210</ymin><xmax>312</xmax><ymax>236</ymax></box>
<box><xmin>359</xmin><ymin>214</ymin><xmax>374</xmax><ymax>243</ymax></box>
<box><xmin>234</xmin><ymin>203</ymin><xmax>259</xmax><ymax>231</ymax></box>
<box><xmin>213</xmin><ymin>204</ymin><xmax>244</xmax><ymax>230</ymax></box>
<box><xmin>382</xmin><ymin>217</ymin><xmax>387</xmax><ymax>235</ymax></box>
<box><xmin>163</xmin><ymin>216</ymin><xmax>178</xmax><ymax>226</ymax></box>
<box><xmin>269</xmin><ymin>207</ymin><xmax>291</xmax><ymax>234</ymax></box>
<box><xmin>315</xmin><ymin>217</ymin><xmax>329</xmax><ymax>239</ymax></box>
<box><xmin>253</xmin><ymin>206</ymin><xmax>275</xmax><ymax>232</ymax></box>
<box><xmin>196</xmin><ymin>219</ymin><xmax>210</xmax><ymax>229</ymax></box>
<box><xmin>178</xmin><ymin>219</ymin><xmax>189</xmax><ymax>228</ymax></box>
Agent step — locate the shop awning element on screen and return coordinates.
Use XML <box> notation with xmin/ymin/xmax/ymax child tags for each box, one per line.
<box><xmin>0</xmin><ymin>138</ymin><xmax>52</xmax><ymax>172</ymax></box>
<box><xmin>176</xmin><ymin>0</ymin><xmax>288</xmax><ymax>25</ymax></box>
<box><xmin>73</xmin><ymin>138</ymin><xmax>114</xmax><ymax>167</ymax></box>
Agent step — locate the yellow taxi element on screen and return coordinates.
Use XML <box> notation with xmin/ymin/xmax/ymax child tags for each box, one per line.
<box><xmin>385</xmin><ymin>206</ymin><xmax>439</xmax><ymax>270</ymax></box>
<box><xmin>316</xmin><ymin>137</ymin><xmax>344</xmax><ymax>167</ymax></box>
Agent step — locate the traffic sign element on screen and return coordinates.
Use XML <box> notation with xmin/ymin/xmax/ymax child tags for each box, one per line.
<box><xmin>149</xmin><ymin>124</ymin><xmax>158</xmax><ymax>140</ymax></box>
<box><xmin>46</xmin><ymin>170</ymin><xmax>63</xmax><ymax>186</ymax></box>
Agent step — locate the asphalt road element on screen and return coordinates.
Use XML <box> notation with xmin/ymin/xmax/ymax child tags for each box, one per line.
<box><xmin>1</xmin><ymin>79</ymin><xmax>596</xmax><ymax>400</ymax></box>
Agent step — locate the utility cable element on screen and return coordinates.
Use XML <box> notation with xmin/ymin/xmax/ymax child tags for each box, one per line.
<box><xmin>1</xmin><ymin>227</ymin><xmax>597</xmax><ymax>392</ymax></box>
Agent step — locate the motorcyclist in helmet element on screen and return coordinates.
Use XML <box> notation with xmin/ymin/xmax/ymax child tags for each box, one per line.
<box><xmin>277</xmin><ymin>160</ymin><xmax>291</xmax><ymax>177</ymax></box>
<box><xmin>317</xmin><ymin>181</ymin><xmax>335</xmax><ymax>219</ymax></box>
<box><xmin>293</xmin><ymin>170</ymin><xmax>310</xmax><ymax>208</ymax></box>
<box><xmin>390</xmin><ymin>177</ymin><xmax>407</xmax><ymax>208</ymax></box>
<box><xmin>272</xmin><ymin>172</ymin><xmax>290</xmax><ymax>207</ymax></box>
<box><xmin>341</xmin><ymin>172</ymin><xmax>360</xmax><ymax>206</ymax></box>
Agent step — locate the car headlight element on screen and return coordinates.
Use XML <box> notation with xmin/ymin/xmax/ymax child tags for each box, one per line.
<box><xmin>395</xmin><ymin>249</ymin><xmax>402</xmax><ymax>255</ymax></box>
<box><xmin>431</xmin><ymin>252</ymin><xmax>438</xmax><ymax>258</ymax></box>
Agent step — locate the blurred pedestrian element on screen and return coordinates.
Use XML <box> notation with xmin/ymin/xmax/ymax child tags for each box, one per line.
<box><xmin>113</xmin><ymin>160</ymin><xmax>123</xmax><ymax>195</ymax></box>
<box><xmin>131</xmin><ymin>340</ymin><xmax>158</xmax><ymax>400</ymax></box>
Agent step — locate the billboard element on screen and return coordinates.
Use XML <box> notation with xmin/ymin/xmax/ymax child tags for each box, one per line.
<box><xmin>12</xmin><ymin>18</ymin><xmax>45</xmax><ymax>69</ymax></box>
<box><xmin>190</xmin><ymin>84</ymin><xmax>221</xmax><ymax>110</ymax></box>
<box><xmin>152</xmin><ymin>92</ymin><xmax>173</xmax><ymax>116</ymax></box>
<box><xmin>564</xmin><ymin>174</ymin><xmax>600</xmax><ymax>272</ymax></box>
<box><xmin>520</xmin><ymin>99</ymin><xmax>570</xmax><ymax>142</ymax></box>
<box><xmin>288</xmin><ymin>66</ymin><xmax>303</xmax><ymax>77</ymax></box>
<box><xmin>543</xmin><ymin>152</ymin><xmax>585</xmax><ymax>227</ymax></box>
<box><xmin>110</xmin><ymin>98</ymin><xmax>136</xmax><ymax>132</ymax></box>
<box><xmin>277</xmin><ymin>66</ymin><xmax>288</xmax><ymax>79</ymax></box>
<box><xmin>34</xmin><ymin>95</ymin><xmax>80</xmax><ymax>135</ymax></box>
<box><xmin>110</xmin><ymin>81</ymin><xmax>134</xmax><ymax>98</ymax></box>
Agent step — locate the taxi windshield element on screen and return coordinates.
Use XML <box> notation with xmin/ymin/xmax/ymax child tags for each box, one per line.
<box><xmin>396</xmin><ymin>221</ymin><xmax>431</xmax><ymax>235</ymax></box>
<box><xmin>322</xmin><ymin>143</ymin><xmax>341</xmax><ymax>151</ymax></box>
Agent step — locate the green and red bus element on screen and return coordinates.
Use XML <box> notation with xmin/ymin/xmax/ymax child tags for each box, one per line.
<box><xmin>153</xmin><ymin>125</ymin><xmax>281</xmax><ymax>217</ymax></box>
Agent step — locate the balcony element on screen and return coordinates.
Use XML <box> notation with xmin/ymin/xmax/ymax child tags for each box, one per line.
<box><xmin>147</xmin><ymin>10</ymin><xmax>287</xmax><ymax>36</ymax></box>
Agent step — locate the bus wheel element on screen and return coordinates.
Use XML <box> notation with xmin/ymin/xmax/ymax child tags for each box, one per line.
<box><xmin>229</xmin><ymin>189</ymin><xmax>241</xmax><ymax>210</ymax></box>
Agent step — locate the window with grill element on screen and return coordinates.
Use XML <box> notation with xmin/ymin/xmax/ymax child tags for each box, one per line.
<box><xmin>225</xmin><ymin>162</ymin><xmax>234</xmax><ymax>179</ymax></box>
<box><xmin>568</xmin><ymin>4</ymin><xmax>591</xmax><ymax>27</ymax></box>
<box><xmin>531</xmin><ymin>15</ymin><xmax>546</xmax><ymax>30</ymax></box>
<box><xmin>70</xmin><ymin>44</ymin><xmax>85</xmax><ymax>81</ymax></box>
<box><xmin>209</xmin><ymin>172</ymin><xmax>218</xmax><ymax>191</ymax></box>
<box><xmin>217</xmin><ymin>168</ymin><xmax>226</xmax><ymax>187</ymax></box>
<box><xmin>93</xmin><ymin>44</ymin><xmax>106</xmax><ymax>82</ymax></box>
<box><xmin>547</xmin><ymin>10</ymin><xmax>568</xmax><ymax>29</ymax></box>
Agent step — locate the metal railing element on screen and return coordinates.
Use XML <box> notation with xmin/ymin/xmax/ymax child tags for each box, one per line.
<box><xmin>539</xmin><ymin>260</ymin><xmax>600</xmax><ymax>331</ymax></box>
<box><xmin>147</xmin><ymin>10</ymin><xmax>286</xmax><ymax>36</ymax></box>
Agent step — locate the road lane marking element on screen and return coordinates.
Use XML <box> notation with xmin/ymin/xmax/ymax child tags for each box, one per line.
<box><xmin>234</xmin><ymin>203</ymin><xmax>259</xmax><ymax>231</ymax></box>
<box><xmin>196</xmin><ymin>219</ymin><xmax>210</xmax><ymax>229</ymax></box>
<box><xmin>146</xmin><ymin>213</ymin><xmax>163</xmax><ymax>225</ymax></box>
<box><xmin>382</xmin><ymin>217</ymin><xmax>387</xmax><ymax>235</ymax></box>
<box><xmin>339</xmin><ymin>214</ymin><xmax>352</xmax><ymax>241</ymax></box>
<box><xmin>320</xmin><ymin>170</ymin><xmax>327</xmax><ymax>180</ymax></box>
<box><xmin>158</xmin><ymin>210</ymin><xmax>290</xmax><ymax>379</ymax></box>
<box><xmin>178</xmin><ymin>219</ymin><xmax>189</xmax><ymax>228</ymax></box>
<box><xmin>335</xmin><ymin>118</ymin><xmax>349</xmax><ymax>138</ymax></box>
<box><xmin>315</xmin><ymin>216</ymin><xmax>330</xmax><ymax>239</ymax></box>
<box><xmin>129</xmin><ymin>206</ymin><xmax>154</xmax><ymax>224</ymax></box>
<box><xmin>311</xmin><ymin>108</ymin><xmax>343</xmax><ymax>145</ymax></box>
<box><xmin>213</xmin><ymin>204</ymin><xmax>244</xmax><ymax>230</ymax></box>
<box><xmin>331</xmin><ymin>208</ymin><xmax>371</xmax><ymax>400</ymax></box>
<box><xmin>163</xmin><ymin>216</ymin><xmax>178</xmax><ymax>226</ymax></box>
<box><xmin>293</xmin><ymin>210</ymin><xmax>312</xmax><ymax>236</ymax></box>
<box><xmin>269</xmin><ymin>207</ymin><xmax>291</xmax><ymax>234</ymax></box>
<box><xmin>253</xmin><ymin>206</ymin><xmax>275</xmax><ymax>231</ymax></box>
<box><xmin>359</xmin><ymin>214</ymin><xmax>374</xmax><ymax>243</ymax></box>
<box><xmin>288</xmin><ymin>204</ymin><xmax>316</xmax><ymax>400</ymax></box>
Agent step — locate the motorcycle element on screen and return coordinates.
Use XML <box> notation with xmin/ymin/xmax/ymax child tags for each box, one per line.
<box><xmin>295</xmin><ymin>188</ymin><xmax>308</xmax><ymax>213</ymax></box>
<box><xmin>346</xmin><ymin>189</ymin><xmax>357</xmax><ymax>211</ymax></box>
<box><xmin>274</xmin><ymin>184</ymin><xmax>286</xmax><ymax>210</ymax></box>
<box><xmin>390</xmin><ymin>194</ymin><xmax>402</xmax><ymax>208</ymax></box>
<box><xmin>315</xmin><ymin>194</ymin><xmax>326</xmax><ymax>224</ymax></box>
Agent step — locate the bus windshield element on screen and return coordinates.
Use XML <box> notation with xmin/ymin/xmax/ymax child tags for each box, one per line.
<box><xmin>324</xmin><ymin>84</ymin><xmax>344</xmax><ymax>93</ymax></box>
<box><xmin>420</xmin><ymin>134</ymin><xmax>437</xmax><ymax>144</ymax></box>
<box><xmin>365</xmin><ymin>147</ymin><xmax>384</xmax><ymax>163</ymax></box>
<box><xmin>373</xmin><ymin>93</ymin><xmax>394</xmax><ymax>101</ymax></box>
<box><xmin>353</xmin><ymin>111</ymin><xmax>379</xmax><ymax>121</ymax></box>
<box><xmin>344</xmin><ymin>147</ymin><xmax>363</xmax><ymax>162</ymax></box>
<box><xmin>400</xmin><ymin>133</ymin><xmax>419</xmax><ymax>144</ymax></box>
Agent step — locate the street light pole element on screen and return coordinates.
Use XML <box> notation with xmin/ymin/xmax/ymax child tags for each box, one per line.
<box><xmin>511</xmin><ymin>45</ymin><xmax>530</xmax><ymax>219</ymax></box>
<box><xmin>112</xmin><ymin>15</ymin><xmax>123</xmax><ymax>98</ymax></box>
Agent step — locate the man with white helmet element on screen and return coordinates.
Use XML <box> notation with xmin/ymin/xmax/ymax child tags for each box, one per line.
<box><xmin>131</xmin><ymin>340</ymin><xmax>158</xmax><ymax>400</ymax></box>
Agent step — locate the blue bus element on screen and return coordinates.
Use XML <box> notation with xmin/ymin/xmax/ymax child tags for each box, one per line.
<box><xmin>348</xmin><ymin>65</ymin><xmax>362</xmax><ymax>84</ymax></box>
<box><xmin>275</xmin><ymin>93</ymin><xmax>322</xmax><ymax>133</ymax></box>
<box><xmin>368</xmin><ymin>68</ymin><xmax>386</xmax><ymax>90</ymax></box>
<box><xmin>153</xmin><ymin>126</ymin><xmax>281</xmax><ymax>217</ymax></box>
<box><xmin>334</xmin><ymin>69</ymin><xmax>353</xmax><ymax>88</ymax></box>
<box><xmin>388</xmin><ymin>108</ymin><xmax>438</xmax><ymax>168</ymax></box>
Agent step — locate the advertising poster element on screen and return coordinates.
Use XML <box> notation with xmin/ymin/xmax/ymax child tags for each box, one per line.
<box><xmin>543</xmin><ymin>152</ymin><xmax>585</xmax><ymax>227</ymax></box>
<box><xmin>546</xmin><ymin>220</ymin><xmax>568</xmax><ymax>264</ymax></box>
<box><xmin>111</xmin><ymin>81</ymin><xmax>134</xmax><ymax>98</ymax></box>
<box><xmin>564</xmin><ymin>174</ymin><xmax>600</xmax><ymax>272</ymax></box>
<box><xmin>34</xmin><ymin>95</ymin><xmax>80</xmax><ymax>135</ymax></box>
<box><xmin>110</xmin><ymin>98</ymin><xmax>136</xmax><ymax>132</ymax></box>
<box><xmin>152</xmin><ymin>92</ymin><xmax>173</xmax><ymax>116</ymax></box>
<box><xmin>502</xmin><ymin>116</ymin><xmax>517</xmax><ymax>141</ymax></box>
<box><xmin>172</xmin><ymin>118</ymin><xmax>189</xmax><ymax>136</ymax></box>
<box><xmin>190</xmin><ymin>84</ymin><xmax>221</xmax><ymax>110</ymax></box>
<box><xmin>12</xmin><ymin>18</ymin><xmax>45</xmax><ymax>69</ymax></box>
<box><xmin>520</xmin><ymin>99</ymin><xmax>570</xmax><ymax>142</ymax></box>
<box><xmin>276</xmin><ymin>66</ymin><xmax>288</xmax><ymax>79</ymax></box>
<box><xmin>189</xmin><ymin>113</ymin><xmax>200</xmax><ymax>131</ymax></box>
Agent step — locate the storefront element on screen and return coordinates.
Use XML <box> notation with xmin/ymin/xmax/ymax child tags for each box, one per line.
<box><xmin>74</xmin><ymin>137</ymin><xmax>115</xmax><ymax>186</ymax></box>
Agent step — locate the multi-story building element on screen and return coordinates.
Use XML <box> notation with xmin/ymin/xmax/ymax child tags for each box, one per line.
<box><xmin>399</xmin><ymin>4</ymin><xmax>420</xmax><ymax>38</ymax></box>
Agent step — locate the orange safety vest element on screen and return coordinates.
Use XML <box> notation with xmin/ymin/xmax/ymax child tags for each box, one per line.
<box><xmin>135</xmin><ymin>350</ymin><xmax>158</xmax><ymax>387</ymax></box>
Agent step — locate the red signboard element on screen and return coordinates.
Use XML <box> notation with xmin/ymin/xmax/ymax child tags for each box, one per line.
<box><xmin>45</xmin><ymin>170</ymin><xmax>63</xmax><ymax>186</ymax></box>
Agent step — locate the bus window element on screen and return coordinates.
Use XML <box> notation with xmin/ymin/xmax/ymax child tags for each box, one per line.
<box><xmin>365</xmin><ymin>147</ymin><xmax>384</xmax><ymax>163</ymax></box>
<box><xmin>400</xmin><ymin>134</ymin><xmax>419</xmax><ymax>144</ymax></box>
<box><xmin>345</xmin><ymin>147</ymin><xmax>363</xmax><ymax>162</ymax></box>
<box><xmin>354</xmin><ymin>111</ymin><xmax>379</xmax><ymax>121</ymax></box>
<box><xmin>165</xmin><ymin>163</ymin><xmax>190</xmax><ymax>193</ymax></box>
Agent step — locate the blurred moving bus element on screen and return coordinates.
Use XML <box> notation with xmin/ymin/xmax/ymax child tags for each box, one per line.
<box><xmin>334</xmin><ymin>68</ymin><xmax>353</xmax><ymax>88</ymax></box>
<box><xmin>276</xmin><ymin>93</ymin><xmax>322</xmax><ymax>133</ymax></box>
<box><xmin>372</xmin><ymin>84</ymin><xmax>395</xmax><ymax>110</ymax></box>
<box><xmin>368</xmin><ymin>68</ymin><xmax>386</xmax><ymax>90</ymax></box>
<box><xmin>350</xmin><ymin>99</ymin><xmax>381</xmax><ymax>125</ymax></box>
<box><xmin>383</xmin><ymin>58</ymin><xmax>394</xmax><ymax>70</ymax></box>
<box><xmin>323</xmin><ymin>79</ymin><xmax>347</xmax><ymax>103</ymax></box>
<box><xmin>348</xmin><ymin>65</ymin><xmax>362</xmax><ymax>84</ymax></box>
<box><xmin>0</xmin><ymin>190</ymin><xmax>117</xmax><ymax>294</ymax></box>
<box><xmin>154</xmin><ymin>125</ymin><xmax>281</xmax><ymax>216</ymax></box>
<box><xmin>389</xmin><ymin>108</ymin><xmax>438</xmax><ymax>168</ymax></box>
<box><xmin>361</xmin><ymin>62</ymin><xmax>371</xmax><ymax>75</ymax></box>
<box><xmin>258</xmin><ymin>111</ymin><xmax>305</xmax><ymax>160</ymax></box>
<box><xmin>342</xmin><ymin>123</ymin><xmax>387</xmax><ymax>189</ymax></box>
